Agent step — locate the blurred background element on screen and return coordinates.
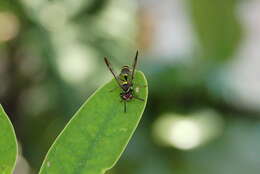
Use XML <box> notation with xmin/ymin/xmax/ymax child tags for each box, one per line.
<box><xmin>1</xmin><ymin>0</ymin><xmax>260</xmax><ymax>173</ymax></box>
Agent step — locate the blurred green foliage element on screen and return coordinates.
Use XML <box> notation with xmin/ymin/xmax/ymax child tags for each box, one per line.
<box><xmin>188</xmin><ymin>0</ymin><xmax>241</xmax><ymax>60</ymax></box>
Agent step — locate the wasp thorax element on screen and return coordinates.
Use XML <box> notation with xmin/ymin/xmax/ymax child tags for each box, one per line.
<box><xmin>119</xmin><ymin>66</ymin><xmax>131</xmax><ymax>81</ymax></box>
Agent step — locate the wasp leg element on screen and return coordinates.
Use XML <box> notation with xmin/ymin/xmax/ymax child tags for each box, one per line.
<box><xmin>134</xmin><ymin>85</ymin><xmax>147</xmax><ymax>93</ymax></box>
<box><xmin>134</xmin><ymin>85</ymin><xmax>147</xmax><ymax>88</ymax></box>
<box><xmin>120</xmin><ymin>100</ymin><xmax>126</xmax><ymax>113</ymax></box>
<box><xmin>133</xmin><ymin>96</ymin><xmax>144</xmax><ymax>101</ymax></box>
<box><xmin>124</xmin><ymin>101</ymin><xmax>127</xmax><ymax>113</ymax></box>
<box><xmin>109</xmin><ymin>86</ymin><xmax>118</xmax><ymax>92</ymax></box>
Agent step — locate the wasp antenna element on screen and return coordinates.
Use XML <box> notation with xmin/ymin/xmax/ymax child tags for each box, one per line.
<box><xmin>135</xmin><ymin>50</ymin><xmax>138</xmax><ymax>63</ymax></box>
<box><xmin>104</xmin><ymin>56</ymin><xmax>107</xmax><ymax>62</ymax></box>
<box><xmin>104</xmin><ymin>57</ymin><xmax>109</xmax><ymax>66</ymax></box>
<box><xmin>131</xmin><ymin>50</ymin><xmax>139</xmax><ymax>82</ymax></box>
<box><xmin>104</xmin><ymin>56</ymin><xmax>124</xmax><ymax>90</ymax></box>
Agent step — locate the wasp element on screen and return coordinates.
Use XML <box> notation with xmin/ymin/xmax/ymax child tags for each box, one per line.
<box><xmin>104</xmin><ymin>50</ymin><xmax>144</xmax><ymax>113</ymax></box>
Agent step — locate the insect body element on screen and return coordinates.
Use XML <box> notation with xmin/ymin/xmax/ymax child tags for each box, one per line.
<box><xmin>104</xmin><ymin>50</ymin><xmax>144</xmax><ymax>113</ymax></box>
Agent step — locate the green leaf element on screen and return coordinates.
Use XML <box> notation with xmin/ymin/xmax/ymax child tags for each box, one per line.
<box><xmin>39</xmin><ymin>71</ymin><xmax>148</xmax><ymax>174</ymax></box>
<box><xmin>0</xmin><ymin>105</ymin><xmax>18</xmax><ymax>174</ymax></box>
